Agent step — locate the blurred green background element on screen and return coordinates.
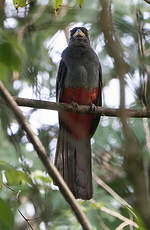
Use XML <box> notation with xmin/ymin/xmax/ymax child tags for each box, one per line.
<box><xmin>0</xmin><ymin>0</ymin><xmax>150</xmax><ymax>229</ymax></box>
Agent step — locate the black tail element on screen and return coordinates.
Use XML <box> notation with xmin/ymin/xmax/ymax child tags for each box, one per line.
<box><xmin>55</xmin><ymin>125</ymin><xmax>92</xmax><ymax>200</ymax></box>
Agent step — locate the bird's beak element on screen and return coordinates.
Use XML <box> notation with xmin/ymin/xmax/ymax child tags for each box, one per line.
<box><xmin>73</xmin><ymin>29</ymin><xmax>85</xmax><ymax>38</ymax></box>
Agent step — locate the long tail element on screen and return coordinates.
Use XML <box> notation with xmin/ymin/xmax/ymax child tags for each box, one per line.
<box><xmin>55</xmin><ymin>125</ymin><xmax>92</xmax><ymax>200</ymax></box>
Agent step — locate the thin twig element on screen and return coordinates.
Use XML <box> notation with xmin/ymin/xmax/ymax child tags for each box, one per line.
<box><xmin>0</xmin><ymin>81</ymin><xmax>92</xmax><ymax>230</ymax></box>
<box><xmin>115</xmin><ymin>221</ymin><xmax>133</xmax><ymax>230</ymax></box>
<box><xmin>90</xmin><ymin>199</ymin><xmax>138</xmax><ymax>229</ymax></box>
<box><xmin>2</xmin><ymin>183</ymin><xmax>17</xmax><ymax>193</ymax></box>
<box><xmin>18</xmin><ymin>209</ymin><xmax>33</xmax><ymax>230</ymax></box>
<box><xmin>93</xmin><ymin>173</ymin><xmax>132</xmax><ymax>209</ymax></box>
<box><xmin>101</xmin><ymin>206</ymin><xmax>138</xmax><ymax>228</ymax></box>
<box><xmin>96</xmin><ymin>214</ymin><xmax>110</xmax><ymax>230</ymax></box>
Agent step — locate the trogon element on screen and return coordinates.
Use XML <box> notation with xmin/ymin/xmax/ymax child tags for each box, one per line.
<box><xmin>55</xmin><ymin>27</ymin><xmax>102</xmax><ymax>200</ymax></box>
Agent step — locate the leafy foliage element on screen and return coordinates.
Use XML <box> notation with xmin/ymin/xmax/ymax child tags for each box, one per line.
<box><xmin>0</xmin><ymin>198</ymin><xmax>14</xmax><ymax>230</ymax></box>
<box><xmin>13</xmin><ymin>0</ymin><xmax>85</xmax><ymax>12</ymax></box>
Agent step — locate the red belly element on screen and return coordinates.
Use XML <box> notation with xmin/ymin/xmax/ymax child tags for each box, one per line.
<box><xmin>60</xmin><ymin>87</ymin><xmax>99</xmax><ymax>140</ymax></box>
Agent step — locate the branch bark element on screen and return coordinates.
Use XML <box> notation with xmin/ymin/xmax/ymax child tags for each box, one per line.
<box><xmin>1</xmin><ymin>96</ymin><xmax>150</xmax><ymax>118</ymax></box>
<box><xmin>0</xmin><ymin>81</ymin><xmax>93</xmax><ymax>230</ymax></box>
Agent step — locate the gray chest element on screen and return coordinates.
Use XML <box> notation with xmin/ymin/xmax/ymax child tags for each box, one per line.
<box><xmin>62</xmin><ymin>46</ymin><xmax>100</xmax><ymax>89</ymax></box>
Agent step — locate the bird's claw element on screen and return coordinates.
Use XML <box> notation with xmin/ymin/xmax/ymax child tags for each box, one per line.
<box><xmin>72</xmin><ymin>101</ymin><xmax>79</xmax><ymax>112</ymax></box>
<box><xmin>90</xmin><ymin>103</ymin><xmax>97</xmax><ymax>112</ymax></box>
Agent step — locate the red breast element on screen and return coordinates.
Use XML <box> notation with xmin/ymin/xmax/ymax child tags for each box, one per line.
<box><xmin>60</xmin><ymin>87</ymin><xmax>99</xmax><ymax>140</ymax></box>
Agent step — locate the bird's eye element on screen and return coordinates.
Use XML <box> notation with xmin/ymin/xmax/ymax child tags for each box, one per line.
<box><xmin>71</xmin><ymin>28</ymin><xmax>77</xmax><ymax>36</ymax></box>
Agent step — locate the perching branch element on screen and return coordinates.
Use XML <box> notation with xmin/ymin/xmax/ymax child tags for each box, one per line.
<box><xmin>0</xmin><ymin>81</ymin><xmax>93</xmax><ymax>230</ymax></box>
<box><xmin>1</xmin><ymin>96</ymin><xmax>150</xmax><ymax>118</ymax></box>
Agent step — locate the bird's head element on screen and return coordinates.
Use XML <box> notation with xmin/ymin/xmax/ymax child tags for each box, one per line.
<box><xmin>69</xmin><ymin>27</ymin><xmax>90</xmax><ymax>45</ymax></box>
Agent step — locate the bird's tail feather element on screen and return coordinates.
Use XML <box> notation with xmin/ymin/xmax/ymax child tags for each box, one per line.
<box><xmin>55</xmin><ymin>125</ymin><xmax>92</xmax><ymax>200</ymax></box>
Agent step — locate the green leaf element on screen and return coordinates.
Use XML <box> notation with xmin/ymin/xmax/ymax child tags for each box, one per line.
<box><xmin>0</xmin><ymin>161</ymin><xmax>32</xmax><ymax>186</ymax></box>
<box><xmin>5</xmin><ymin>170</ymin><xmax>32</xmax><ymax>186</ymax></box>
<box><xmin>98</xmin><ymin>201</ymin><xmax>103</xmax><ymax>208</ymax></box>
<box><xmin>32</xmin><ymin>170</ymin><xmax>52</xmax><ymax>184</ymax></box>
<box><xmin>0</xmin><ymin>42</ymin><xmax>21</xmax><ymax>71</ymax></box>
<box><xmin>13</xmin><ymin>0</ymin><xmax>29</xmax><ymax>8</ymax></box>
<box><xmin>0</xmin><ymin>32</ymin><xmax>22</xmax><ymax>81</ymax></box>
<box><xmin>136</xmin><ymin>217</ymin><xmax>146</xmax><ymax>229</ymax></box>
<box><xmin>36</xmin><ymin>175</ymin><xmax>52</xmax><ymax>184</ymax></box>
<box><xmin>90</xmin><ymin>202</ymin><xmax>98</xmax><ymax>209</ymax></box>
<box><xmin>0</xmin><ymin>63</ymin><xmax>10</xmax><ymax>81</ymax></box>
<box><xmin>52</xmin><ymin>0</ymin><xmax>63</xmax><ymax>15</ymax></box>
<box><xmin>77</xmin><ymin>0</ymin><xmax>84</xmax><ymax>7</ymax></box>
<box><xmin>0</xmin><ymin>198</ymin><xmax>14</xmax><ymax>230</ymax></box>
<box><xmin>89</xmin><ymin>201</ymin><xmax>103</xmax><ymax>210</ymax></box>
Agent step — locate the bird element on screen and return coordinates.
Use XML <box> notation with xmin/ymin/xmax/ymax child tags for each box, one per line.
<box><xmin>55</xmin><ymin>27</ymin><xmax>102</xmax><ymax>200</ymax></box>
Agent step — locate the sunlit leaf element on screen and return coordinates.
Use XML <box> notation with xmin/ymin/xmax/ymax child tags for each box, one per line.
<box><xmin>31</xmin><ymin>170</ymin><xmax>52</xmax><ymax>184</ymax></box>
<box><xmin>90</xmin><ymin>200</ymin><xmax>103</xmax><ymax>210</ymax></box>
<box><xmin>5</xmin><ymin>170</ymin><xmax>32</xmax><ymax>186</ymax></box>
<box><xmin>77</xmin><ymin>0</ymin><xmax>84</xmax><ymax>8</ymax></box>
<box><xmin>0</xmin><ymin>161</ymin><xmax>32</xmax><ymax>186</ymax></box>
<box><xmin>98</xmin><ymin>201</ymin><xmax>103</xmax><ymax>208</ymax></box>
<box><xmin>13</xmin><ymin>0</ymin><xmax>30</xmax><ymax>8</ymax></box>
<box><xmin>52</xmin><ymin>0</ymin><xmax>63</xmax><ymax>15</ymax></box>
<box><xmin>90</xmin><ymin>201</ymin><xmax>97</xmax><ymax>209</ymax></box>
<box><xmin>0</xmin><ymin>198</ymin><xmax>14</xmax><ymax>230</ymax></box>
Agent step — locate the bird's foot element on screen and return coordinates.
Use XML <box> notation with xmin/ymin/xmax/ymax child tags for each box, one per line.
<box><xmin>90</xmin><ymin>103</ymin><xmax>97</xmax><ymax>112</ymax></box>
<box><xmin>72</xmin><ymin>101</ymin><xmax>79</xmax><ymax>112</ymax></box>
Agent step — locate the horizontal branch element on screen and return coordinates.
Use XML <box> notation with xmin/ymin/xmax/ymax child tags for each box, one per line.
<box><xmin>1</xmin><ymin>96</ymin><xmax>150</xmax><ymax>118</ymax></box>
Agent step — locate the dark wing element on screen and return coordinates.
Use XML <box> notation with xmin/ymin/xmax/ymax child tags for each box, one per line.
<box><xmin>56</xmin><ymin>60</ymin><xmax>67</xmax><ymax>102</ymax></box>
<box><xmin>89</xmin><ymin>63</ymin><xmax>102</xmax><ymax>137</ymax></box>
